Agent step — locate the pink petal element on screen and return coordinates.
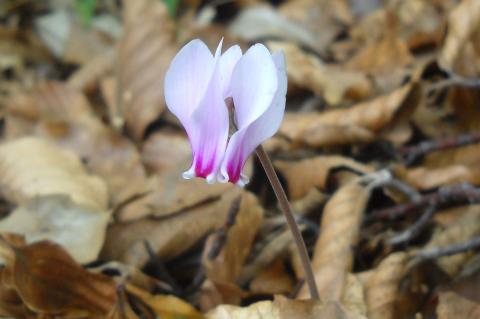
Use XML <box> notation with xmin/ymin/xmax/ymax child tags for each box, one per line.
<box><xmin>219</xmin><ymin>45</ymin><xmax>242</xmax><ymax>98</ymax></box>
<box><xmin>185</xmin><ymin>39</ymin><xmax>230</xmax><ymax>182</ymax></box>
<box><xmin>164</xmin><ymin>39</ymin><xmax>215</xmax><ymax>138</ymax></box>
<box><xmin>230</xmin><ymin>44</ymin><xmax>278</xmax><ymax>129</ymax></box>
<box><xmin>220</xmin><ymin>50</ymin><xmax>287</xmax><ymax>185</ymax></box>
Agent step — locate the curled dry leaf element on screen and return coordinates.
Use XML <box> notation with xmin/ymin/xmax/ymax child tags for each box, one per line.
<box><xmin>126</xmin><ymin>285</ymin><xmax>204</xmax><ymax>319</ymax></box>
<box><xmin>279</xmin><ymin>83</ymin><xmax>421</xmax><ymax>148</ymax></box>
<box><xmin>0</xmin><ymin>236</ymin><xmax>117</xmax><ymax>318</ymax></box>
<box><xmin>439</xmin><ymin>0</ymin><xmax>480</xmax><ymax>76</ymax></box>
<box><xmin>5</xmin><ymin>82</ymin><xmax>149</xmax><ymax>216</ymax></box>
<box><xmin>365</xmin><ymin>252</ymin><xmax>409</xmax><ymax>319</ymax></box>
<box><xmin>0</xmin><ymin>195</ymin><xmax>109</xmax><ymax>264</ymax></box>
<box><xmin>206</xmin><ymin>295</ymin><xmax>367</xmax><ymax>319</ymax></box>
<box><xmin>346</xmin><ymin>11</ymin><xmax>413</xmax><ymax>75</ymax></box>
<box><xmin>101</xmin><ymin>188</ymin><xmax>250</xmax><ymax>267</ymax></box>
<box><xmin>300</xmin><ymin>177</ymin><xmax>372</xmax><ymax>299</ymax></box>
<box><xmin>206</xmin><ymin>194</ymin><xmax>263</xmax><ymax>284</ymax></box>
<box><xmin>437</xmin><ymin>271</ymin><xmax>480</xmax><ymax>319</ymax></box>
<box><xmin>249</xmin><ymin>260</ymin><xmax>294</xmax><ymax>295</ymax></box>
<box><xmin>0</xmin><ymin>137</ymin><xmax>107</xmax><ymax>211</ymax></box>
<box><xmin>422</xmin><ymin>206</ymin><xmax>480</xmax><ymax>276</ymax></box>
<box><xmin>115</xmin><ymin>0</ymin><xmax>177</xmax><ymax>140</ymax></box>
<box><xmin>394</xmin><ymin>165</ymin><xmax>480</xmax><ymax>190</ymax></box>
<box><xmin>266</xmin><ymin>41</ymin><xmax>372</xmax><ymax>105</ymax></box>
<box><xmin>275</xmin><ymin>155</ymin><xmax>374</xmax><ymax>200</ymax></box>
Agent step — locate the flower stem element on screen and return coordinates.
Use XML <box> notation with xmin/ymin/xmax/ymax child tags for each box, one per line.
<box><xmin>255</xmin><ymin>145</ymin><xmax>320</xmax><ymax>300</ymax></box>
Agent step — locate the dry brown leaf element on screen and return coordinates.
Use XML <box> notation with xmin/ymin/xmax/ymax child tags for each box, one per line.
<box><xmin>0</xmin><ymin>236</ymin><xmax>117</xmax><ymax>318</ymax></box>
<box><xmin>68</xmin><ymin>48</ymin><xmax>116</xmax><ymax>92</ymax></box>
<box><xmin>278</xmin><ymin>0</ymin><xmax>352</xmax><ymax>54</ymax></box>
<box><xmin>267</xmin><ymin>41</ymin><xmax>372</xmax><ymax>105</ymax></box>
<box><xmin>365</xmin><ymin>252</ymin><xmax>409</xmax><ymax>319</ymax></box>
<box><xmin>101</xmin><ymin>188</ymin><xmax>251</xmax><ymax>267</ymax></box>
<box><xmin>249</xmin><ymin>260</ymin><xmax>294</xmax><ymax>295</ymax></box>
<box><xmin>342</xmin><ymin>273</ymin><xmax>367</xmax><ymax>317</ymax></box>
<box><xmin>114</xmin><ymin>0</ymin><xmax>177</xmax><ymax>140</ymax></box>
<box><xmin>300</xmin><ymin>177</ymin><xmax>373</xmax><ymax>299</ymax></box>
<box><xmin>276</xmin><ymin>156</ymin><xmax>374</xmax><ymax>200</ymax></box>
<box><xmin>5</xmin><ymin>82</ymin><xmax>149</xmax><ymax>216</ymax></box>
<box><xmin>279</xmin><ymin>83</ymin><xmax>421</xmax><ymax>147</ymax></box>
<box><xmin>206</xmin><ymin>194</ymin><xmax>263</xmax><ymax>283</ymax></box>
<box><xmin>423</xmin><ymin>205</ymin><xmax>480</xmax><ymax>276</ymax></box>
<box><xmin>0</xmin><ymin>137</ymin><xmax>108</xmax><ymax>211</ymax></box>
<box><xmin>437</xmin><ymin>271</ymin><xmax>480</xmax><ymax>319</ymax></box>
<box><xmin>346</xmin><ymin>11</ymin><xmax>413</xmax><ymax>75</ymax></box>
<box><xmin>394</xmin><ymin>165</ymin><xmax>480</xmax><ymax>190</ymax></box>
<box><xmin>126</xmin><ymin>285</ymin><xmax>204</xmax><ymax>319</ymax></box>
<box><xmin>206</xmin><ymin>295</ymin><xmax>367</xmax><ymax>319</ymax></box>
<box><xmin>0</xmin><ymin>195</ymin><xmax>109</xmax><ymax>264</ymax></box>
<box><xmin>439</xmin><ymin>0</ymin><xmax>480</xmax><ymax>76</ymax></box>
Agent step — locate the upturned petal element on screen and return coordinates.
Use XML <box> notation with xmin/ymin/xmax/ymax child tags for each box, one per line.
<box><xmin>219</xmin><ymin>47</ymin><xmax>287</xmax><ymax>185</ymax></box>
<box><xmin>164</xmin><ymin>39</ymin><xmax>215</xmax><ymax>138</ymax></box>
<box><xmin>165</xmin><ymin>39</ymin><xmax>230</xmax><ymax>183</ymax></box>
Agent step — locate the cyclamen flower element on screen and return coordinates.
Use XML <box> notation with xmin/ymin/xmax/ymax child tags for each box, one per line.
<box><xmin>164</xmin><ymin>39</ymin><xmax>287</xmax><ymax>186</ymax></box>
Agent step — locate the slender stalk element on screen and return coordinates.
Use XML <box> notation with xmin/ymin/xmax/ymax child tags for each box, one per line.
<box><xmin>256</xmin><ymin>145</ymin><xmax>320</xmax><ymax>300</ymax></box>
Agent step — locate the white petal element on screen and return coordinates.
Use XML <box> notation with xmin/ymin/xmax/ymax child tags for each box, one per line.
<box><xmin>219</xmin><ymin>45</ymin><xmax>242</xmax><ymax>98</ymax></box>
<box><xmin>220</xmin><ymin>50</ymin><xmax>287</xmax><ymax>184</ymax></box>
<box><xmin>164</xmin><ymin>39</ymin><xmax>215</xmax><ymax>137</ymax></box>
<box><xmin>230</xmin><ymin>44</ymin><xmax>278</xmax><ymax>129</ymax></box>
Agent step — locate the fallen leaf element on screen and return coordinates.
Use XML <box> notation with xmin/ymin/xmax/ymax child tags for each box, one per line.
<box><xmin>114</xmin><ymin>0</ymin><xmax>177</xmax><ymax>140</ymax></box>
<box><xmin>276</xmin><ymin>156</ymin><xmax>374</xmax><ymax>200</ymax></box>
<box><xmin>206</xmin><ymin>194</ymin><xmax>263</xmax><ymax>283</ymax></box>
<box><xmin>0</xmin><ymin>195</ymin><xmax>109</xmax><ymax>264</ymax></box>
<box><xmin>279</xmin><ymin>83</ymin><xmax>421</xmax><ymax>148</ymax></box>
<box><xmin>365</xmin><ymin>252</ymin><xmax>409</xmax><ymax>319</ymax></box>
<box><xmin>0</xmin><ymin>236</ymin><xmax>118</xmax><ymax>318</ymax></box>
<box><xmin>127</xmin><ymin>284</ymin><xmax>204</xmax><ymax>319</ymax></box>
<box><xmin>300</xmin><ymin>176</ymin><xmax>375</xmax><ymax>299</ymax></box>
<box><xmin>5</xmin><ymin>82</ymin><xmax>149</xmax><ymax>217</ymax></box>
<box><xmin>439</xmin><ymin>0</ymin><xmax>480</xmax><ymax>76</ymax></box>
<box><xmin>437</xmin><ymin>270</ymin><xmax>480</xmax><ymax>319</ymax></box>
<box><xmin>267</xmin><ymin>41</ymin><xmax>372</xmax><ymax>105</ymax></box>
<box><xmin>0</xmin><ymin>137</ymin><xmax>108</xmax><ymax>211</ymax></box>
<box><xmin>206</xmin><ymin>295</ymin><xmax>367</xmax><ymax>319</ymax></box>
<box><xmin>101</xmin><ymin>188</ymin><xmax>250</xmax><ymax>267</ymax></box>
<box><xmin>249</xmin><ymin>260</ymin><xmax>294</xmax><ymax>295</ymax></box>
<box><xmin>423</xmin><ymin>205</ymin><xmax>480</xmax><ymax>276</ymax></box>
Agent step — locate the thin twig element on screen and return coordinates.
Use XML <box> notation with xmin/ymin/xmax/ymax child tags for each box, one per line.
<box><xmin>387</xmin><ymin>205</ymin><xmax>436</xmax><ymax>245</ymax></box>
<box><xmin>256</xmin><ymin>145</ymin><xmax>320</xmax><ymax>300</ymax></box>
<box><xmin>369</xmin><ymin>183</ymin><xmax>480</xmax><ymax>221</ymax></box>
<box><xmin>400</xmin><ymin>131</ymin><xmax>480</xmax><ymax>165</ymax></box>
<box><xmin>415</xmin><ymin>236</ymin><xmax>480</xmax><ymax>261</ymax></box>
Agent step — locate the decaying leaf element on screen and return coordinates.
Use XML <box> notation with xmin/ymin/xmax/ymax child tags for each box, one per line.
<box><xmin>423</xmin><ymin>206</ymin><xmax>480</xmax><ymax>276</ymax></box>
<box><xmin>365</xmin><ymin>252</ymin><xmax>409</xmax><ymax>319</ymax></box>
<box><xmin>267</xmin><ymin>41</ymin><xmax>372</xmax><ymax>105</ymax></box>
<box><xmin>5</xmin><ymin>82</ymin><xmax>148</xmax><ymax>216</ymax></box>
<box><xmin>437</xmin><ymin>271</ymin><xmax>480</xmax><ymax>319</ymax></box>
<box><xmin>0</xmin><ymin>137</ymin><xmax>108</xmax><ymax>211</ymax></box>
<box><xmin>206</xmin><ymin>194</ymin><xmax>263</xmax><ymax>283</ymax></box>
<box><xmin>300</xmin><ymin>175</ymin><xmax>376</xmax><ymax>299</ymax></box>
<box><xmin>276</xmin><ymin>156</ymin><xmax>374</xmax><ymax>200</ymax></box>
<box><xmin>206</xmin><ymin>295</ymin><xmax>367</xmax><ymax>319</ymax></box>
<box><xmin>127</xmin><ymin>285</ymin><xmax>204</xmax><ymax>319</ymax></box>
<box><xmin>0</xmin><ymin>236</ymin><xmax>118</xmax><ymax>318</ymax></box>
<box><xmin>0</xmin><ymin>195</ymin><xmax>109</xmax><ymax>264</ymax></box>
<box><xmin>439</xmin><ymin>0</ymin><xmax>480</xmax><ymax>76</ymax></box>
<box><xmin>279</xmin><ymin>82</ymin><xmax>421</xmax><ymax>148</ymax></box>
<box><xmin>114</xmin><ymin>0</ymin><xmax>177</xmax><ymax>140</ymax></box>
<box><xmin>101</xmin><ymin>188</ymin><xmax>252</xmax><ymax>267</ymax></box>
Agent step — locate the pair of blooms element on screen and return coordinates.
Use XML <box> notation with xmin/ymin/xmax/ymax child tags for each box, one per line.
<box><xmin>164</xmin><ymin>39</ymin><xmax>287</xmax><ymax>186</ymax></box>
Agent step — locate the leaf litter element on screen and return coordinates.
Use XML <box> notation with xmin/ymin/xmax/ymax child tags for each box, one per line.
<box><xmin>1</xmin><ymin>0</ymin><xmax>480</xmax><ymax>318</ymax></box>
